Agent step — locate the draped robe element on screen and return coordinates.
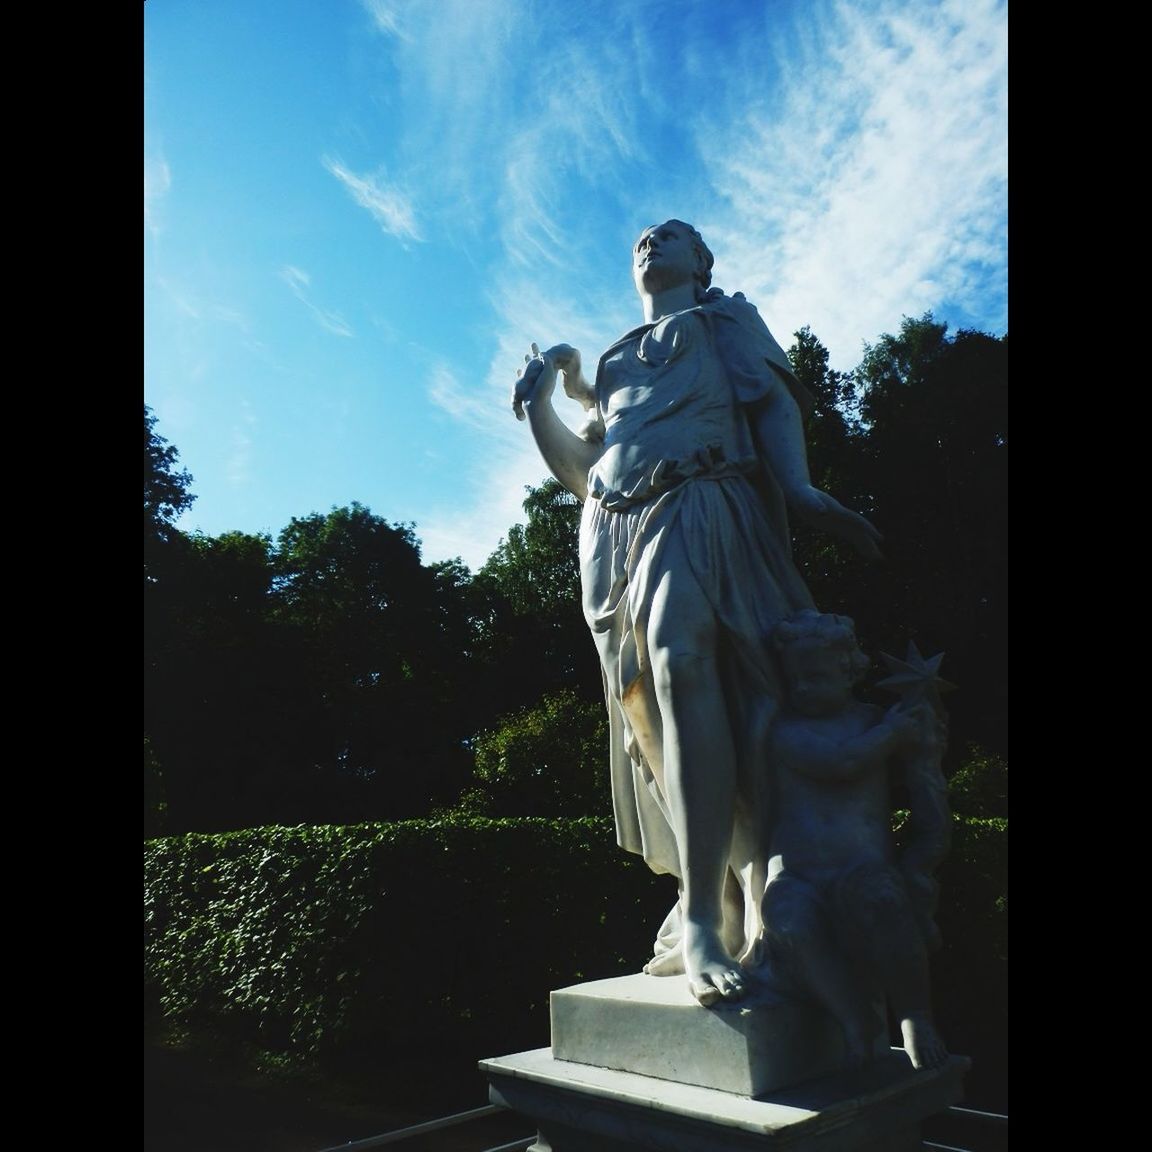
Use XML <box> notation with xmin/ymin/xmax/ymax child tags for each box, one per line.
<box><xmin>577</xmin><ymin>290</ymin><xmax>817</xmax><ymax>962</ymax></box>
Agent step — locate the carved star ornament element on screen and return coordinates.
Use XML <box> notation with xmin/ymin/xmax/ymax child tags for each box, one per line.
<box><xmin>876</xmin><ymin>642</ymin><xmax>957</xmax><ymax>716</ymax></box>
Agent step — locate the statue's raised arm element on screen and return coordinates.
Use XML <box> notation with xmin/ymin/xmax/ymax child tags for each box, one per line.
<box><xmin>512</xmin><ymin>342</ymin><xmax>601</xmax><ymax>501</ymax></box>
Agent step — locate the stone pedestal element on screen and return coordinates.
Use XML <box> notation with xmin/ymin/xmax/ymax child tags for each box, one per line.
<box><xmin>480</xmin><ymin>974</ymin><xmax>968</xmax><ymax>1151</ymax></box>
<box><xmin>550</xmin><ymin>973</ymin><xmax>884</xmax><ymax>1096</ymax></box>
<box><xmin>482</xmin><ymin>1046</ymin><xmax>969</xmax><ymax>1152</ymax></box>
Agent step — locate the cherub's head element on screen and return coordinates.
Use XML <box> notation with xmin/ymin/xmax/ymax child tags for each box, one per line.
<box><xmin>775</xmin><ymin>610</ymin><xmax>871</xmax><ymax>716</ymax></box>
<box><xmin>632</xmin><ymin>219</ymin><xmax>715</xmax><ymax>300</ymax></box>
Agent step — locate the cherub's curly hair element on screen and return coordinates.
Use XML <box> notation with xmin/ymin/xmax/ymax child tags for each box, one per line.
<box><xmin>775</xmin><ymin>609</ymin><xmax>871</xmax><ymax>683</ymax></box>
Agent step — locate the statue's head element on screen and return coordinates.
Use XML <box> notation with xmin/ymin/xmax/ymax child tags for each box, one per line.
<box><xmin>775</xmin><ymin>610</ymin><xmax>871</xmax><ymax>714</ymax></box>
<box><xmin>633</xmin><ymin>219</ymin><xmax>715</xmax><ymax>299</ymax></box>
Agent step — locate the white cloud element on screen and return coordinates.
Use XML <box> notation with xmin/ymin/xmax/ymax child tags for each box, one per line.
<box><xmin>415</xmin><ymin>376</ymin><xmax>582</xmax><ymax>570</ymax></box>
<box><xmin>278</xmin><ymin>265</ymin><xmax>355</xmax><ymax>338</ymax></box>
<box><xmin>158</xmin><ymin>276</ymin><xmax>201</xmax><ymax>321</ymax></box>
<box><xmin>226</xmin><ymin>400</ymin><xmax>258</xmax><ymax>487</ymax></box>
<box><xmin>697</xmin><ymin>0</ymin><xmax>1007</xmax><ymax>368</ymax></box>
<box><xmin>359</xmin><ymin>0</ymin><xmax>410</xmax><ymax>40</ymax></box>
<box><xmin>323</xmin><ymin>155</ymin><xmax>423</xmax><ymax>244</ymax></box>
<box><xmin>415</xmin><ymin>462</ymin><xmax>542</xmax><ymax>571</ymax></box>
<box><xmin>351</xmin><ymin>0</ymin><xmax>652</xmax><ymax>255</ymax></box>
<box><xmin>281</xmin><ymin>265</ymin><xmax>309</xmax><ymax>290</ymax></box>
<box><xmin>144</xmin><ymin>154</ymin><xmax>171</xmax><ymax>235</ymax></box>
<box><xmin>415</xmin><ymin>286</ymin><xmax>627</xmax><ymax>569</ymax></box>
<box><xmin>427</xmin><ymin>363</ymin><xmax>489</xmax><ymax>431</ymax></box>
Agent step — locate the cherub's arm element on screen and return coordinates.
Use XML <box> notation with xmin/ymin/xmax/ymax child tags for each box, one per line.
<box><xmin>779</xmin><ymin>706</ymin><xmax>921</xmax><ymax>783</ymax></box>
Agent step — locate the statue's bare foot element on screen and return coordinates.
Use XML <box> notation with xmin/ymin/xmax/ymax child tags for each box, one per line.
<box><xmin>644</xmin><ymin>948</ymin><xmax>685</xmax><ymax>976</ymax></box>
<box><xmin>684</xmin><ymin>922</ymin><xmax>746</xmax><ymax>1006</ymax></box>
<box><xmin>901</xmin><ymin>1012</ymin><xmax>948</xmax><ymax>1070</ymax></box>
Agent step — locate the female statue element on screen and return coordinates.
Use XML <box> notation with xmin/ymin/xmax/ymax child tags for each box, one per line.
<box><xmin>513</xmin><ymin>220</ymin><xmax>881</xmax><ymax>1006</ymax></box>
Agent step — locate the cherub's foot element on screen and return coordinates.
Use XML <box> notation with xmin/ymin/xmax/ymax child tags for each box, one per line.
<box><xmin>684</xmin><ymin>922</ymin><xmax>746</xmax><ymax>1007</ymax></box>
<box><xmin>643</xmin><ymin>948</ymin><xmax>685</xmax><ymax>976</ymax></box>
<box><xmin>736</xmin><ymin>932</ymin><xmax>764</xmax><ymax>970</ymax></box>
<box><xmin>842</xmin><ymin>1038</ymin><xmax>871</xmax><ymax>1070</ymax></box>
<box><xmin>901</xmin><ymin>1012</ymin><xmax>948</xmax><ymax>1070</ymax></box>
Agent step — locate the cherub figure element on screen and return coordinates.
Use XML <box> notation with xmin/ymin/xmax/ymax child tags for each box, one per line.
<box><xmin>763</xmin><ymin>610</ymin><xmax>949</xmax><ymax>1070</ymax></box>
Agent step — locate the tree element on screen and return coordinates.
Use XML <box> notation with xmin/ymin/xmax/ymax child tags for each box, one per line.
<box><xmin>148</xmin><ymin>502</ymin><xmax>482</xmax><ymax>833</ymax></box>
<box><xmin>459</xmin><ymin>689</ymin><xmax>610</xmax><ymax>818</ymax></box>
<box><xmin>786</xmin><ymin>327</ymin><xmax>874</xmax><ymax>608</ymax></box>
<box><xmin>145</xmin><ymin>404</ymin><xmax>198</xmax><ymax>834</ymax></box>
<box><xmin>777</xmin><ymin>319</ymin><xmax>1007</xmax><ymax>761</ymax></box>
<box><xmin>270</xmin><ymin>503</ymin><xmax>473</xmax><ymax>820</ymax></box>
<box><xmin>473</xmin><ymin>479</ymin><xmax>601</xmax><ymax>718</ymax></box>
<box><xmin>145</xmin><ymin>529</ymin><xmax>286</xmax><ymax>834</ymax></box>
<box><xmin>849</xmin><ymin>314</ymin><xmax>1008</xmax><ymax>756</ymax></box>
<box><xmin>144</xmin><ymin>404</ymin><xmax>195</xmax><ymax>581</ymax></box>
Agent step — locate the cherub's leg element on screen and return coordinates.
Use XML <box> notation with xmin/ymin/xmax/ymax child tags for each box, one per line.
<box><xmin>729</xmin><ymin>689</ymin><xmax>776</xmax><ymax>968</ymax></box>
<box><xmin>647</xmin><ymin>565</ymin><xmax>746</xmax><ymax>1007</ymax></box>
<box><xmin>765</xmin><ymin>876</ymin><xmax>879</xmax><ymax>1065</ymax></box>
<box><xmin>730</xmin><ymin>805</ymin><xmax>768</xmax><ymax>968</ymax></box>
<box><xmin>846</xmin><ymin>867</ymin><xmax>949</xmax><ymax>1070</ymax></box>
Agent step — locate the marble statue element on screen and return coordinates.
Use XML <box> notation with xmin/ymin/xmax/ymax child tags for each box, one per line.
<box><xmin>510</xmin><ymin>219</ymin><xmax>941</xmax><ymax>1050</ymax></box>
<box><xmin>764</xmin><ymin>610</ymin><xmax>948</xmax><ymax>1069</ymax></box>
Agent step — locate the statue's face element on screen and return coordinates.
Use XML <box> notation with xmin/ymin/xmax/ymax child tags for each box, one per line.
<box><xmin>633</xmin><ymin>221</ymin><xmax>700</xmax><ymax>295</ymax></box>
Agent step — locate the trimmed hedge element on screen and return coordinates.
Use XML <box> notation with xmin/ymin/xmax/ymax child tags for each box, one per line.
<box><xmin>145</xmin><ymin>813</ymin><xmax>1006</xmax><ymax>1104</ymax></box>
<box><xmin>145</xmin><ymin>817</ymin><xmax>673</xmax><ymax>1064</ymax></box>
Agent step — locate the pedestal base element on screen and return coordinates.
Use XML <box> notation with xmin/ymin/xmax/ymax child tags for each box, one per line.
<box><xmin>481</xmin><ymin>1047</ymin><xmax>970</xmax><ymax>1152</ymax></box>
<box><xmin>550</xmin><ymin>973</ymin><xmax>881</xmax><ymax>1096</ymax></box>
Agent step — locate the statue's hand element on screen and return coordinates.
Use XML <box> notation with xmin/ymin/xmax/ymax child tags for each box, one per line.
<box><xmin>790</xmin><ymin>486</ymin><xmax>883</xmax><ymax>561</ymax></box>
<box><xmin>547</xmin><ymin>344</ymin><xmax>594</xmax><ymax>411</ymax></box>
<box><xmin>512</xmin><ymin>343</ymin><xmax>557</xmax><ymax>421</ymax></box>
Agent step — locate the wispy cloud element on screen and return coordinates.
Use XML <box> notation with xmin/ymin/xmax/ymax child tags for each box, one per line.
<box><xmin>226</xmin><ymin>400</ymin><xmax>258</xmax><ymax>487</ymax></box>
<box><xmin>358</xmin><ymin>0</ymin><xmax>410</xmax><ymax>40</ymax></box>
<box><xmin>415</xmin><ymin>286</ymin><xmax>627</xmax><ymax>570</ymax></box>
<box><xmin>144</xmin><ymin>154</ymin><xmax>171</xmax><ymax>236</ymax></box>
<box><xmin>698</xmin><ymin>0</ymin><xmax>1007</xmax><ymax>367</ymax></box>
<box><xmin>279</xmin><ymin>265</ymin><xmax>355</xmax><ymax>338</ymax></box>
<box><xmin>323</xmin><ymin>156</ymin><xmax>422</xmax><ymax>244</ymax></box>
<box><xmin>427</xmin><ymin>363</ymin><xmax>484</xmax><ymax>429</ymax></box>
<box><xmin>281</xmin><ymin>266</ymin><xmax>310</xmax><ymax>291</ymax></box>
<box><xmin>350</xmin><ymin>0</ymin><xmax>648</xmax><ymax>255</ymax></box>
<box><xmin>157</xmin><ymin>276</ymin><xmax>201</xmax><ymax>321</ymax></box>
<box><xmin>414</xmin><ymin>392</ymin><xmax>578</xmax><ymax>570</ymax></box>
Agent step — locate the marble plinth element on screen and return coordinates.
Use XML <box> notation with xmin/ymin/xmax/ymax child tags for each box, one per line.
<box><xmin>550</xmin><ymin>973</ymin><xmax>882</xmax><ymax>1096</ymax></box>
<box><xmin>481</xmin><ymin>1046</ymin><xmax>970</xmax><ymax>1152</ymax></box>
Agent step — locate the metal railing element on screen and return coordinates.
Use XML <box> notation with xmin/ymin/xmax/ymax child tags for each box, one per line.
<box><xmin>924</xmin><ymin>1104</ymin><xmax>1010</xmax><ymax>1151</ymax></box>
<box><xmin>315</xmin><ymin>1104</ymin><xmax>533</xmax><ymax>1152</ymax></box>
<box><xmin>317</xmin><ymin>1101</ymin><xmax>1007</xmax><ymax>1152</ymax></box>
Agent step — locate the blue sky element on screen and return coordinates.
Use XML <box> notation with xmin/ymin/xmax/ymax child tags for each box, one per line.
<box><xmin>144</xmin><ymin>0</ymin><xmax>1007</xmax><ymax>573</ymax></box>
